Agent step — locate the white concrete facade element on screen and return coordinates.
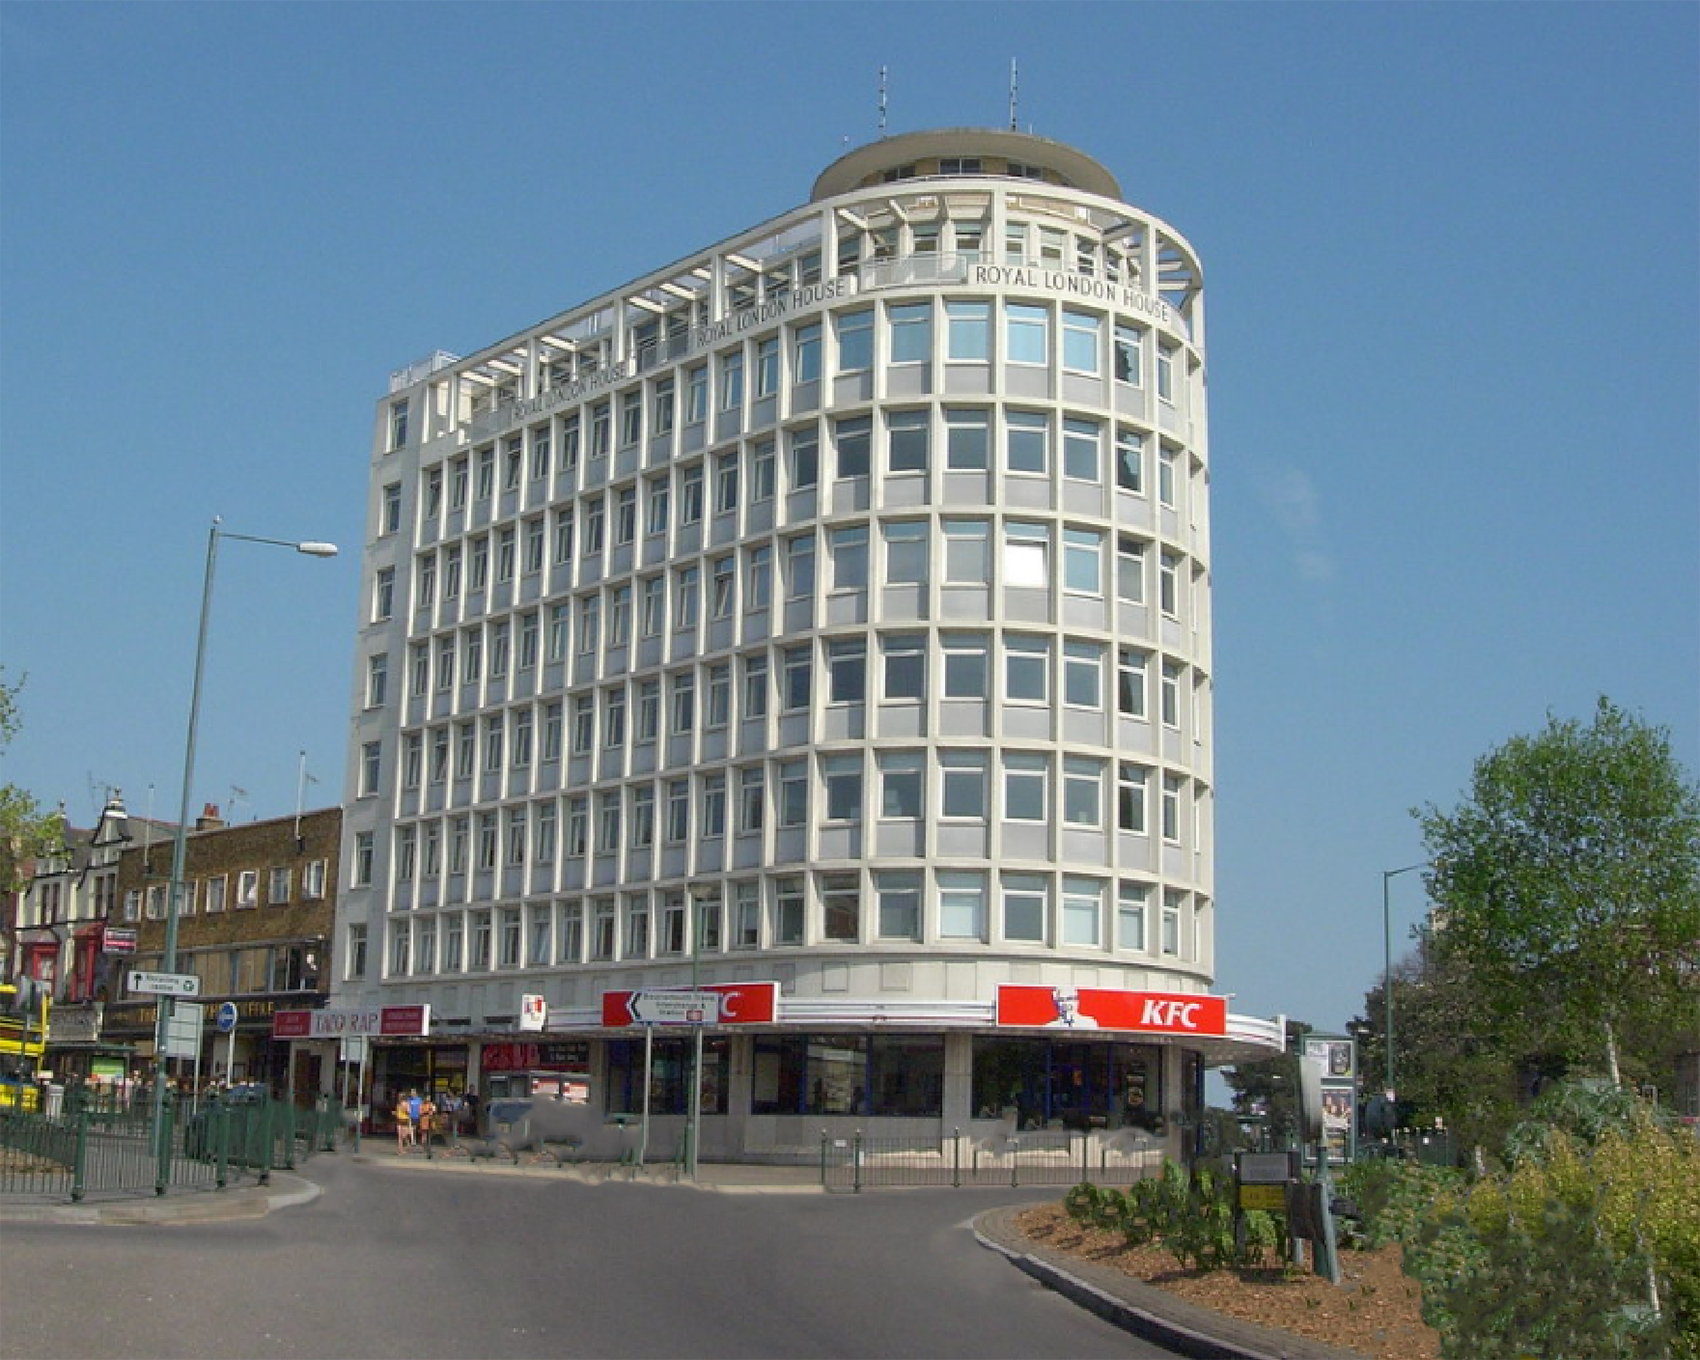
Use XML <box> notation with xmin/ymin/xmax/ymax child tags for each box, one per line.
<box><xmin>336</xmin><ymin>129</ymin><xmax>1270</xmax><ymax>1156</ymax></box>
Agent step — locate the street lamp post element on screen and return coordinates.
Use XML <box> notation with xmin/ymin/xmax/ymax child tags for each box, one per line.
<box><xmin>1381</xmin><ymin>862</ymin><xmax>1428</xmax><ymax>1100</ymax></box>
<box><xmin>151</xmin><ymin>518</ymin><xmax>336</xmax><ymax>1190</ymax></box>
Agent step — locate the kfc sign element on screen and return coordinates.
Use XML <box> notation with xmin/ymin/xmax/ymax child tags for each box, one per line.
<box><xmin>601</xmin><ymin>981</ymin><xmax>778</xmax><ymax>1027</ymax></box>
<box><xmin>996</xmin><ymin>985</ymin><xmax>1227</xmax><ymax>1036</ymax></box>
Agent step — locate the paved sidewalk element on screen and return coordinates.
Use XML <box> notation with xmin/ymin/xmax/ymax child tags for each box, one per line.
<box><xmin>0</xmin><ymin>1171</ymin><xmax>320</xmax><ymax>1226</ymax></box>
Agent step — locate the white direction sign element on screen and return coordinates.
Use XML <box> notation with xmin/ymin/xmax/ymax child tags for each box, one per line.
<box><xmin>626</xmin><ymin>990</ymin><xmax>722</xmax><ymax>1025</ymax></box>
<box><xmin>129</xmin><ymin>969</ymin><xmax>201</xmax><ymax>997</ymax></box>
<box><xmin>163</xmin><ymin>1000</ymin><xmax>204</xmax><ymax>1059</ymax></box>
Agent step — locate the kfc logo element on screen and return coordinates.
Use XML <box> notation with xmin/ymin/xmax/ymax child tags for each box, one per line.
<box><xmin>996</xmin><ymin>986</ymin><xmax>1227</xmax><ymax>1035</ymax></box>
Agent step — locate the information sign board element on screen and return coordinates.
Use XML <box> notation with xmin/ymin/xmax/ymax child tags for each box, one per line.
<box><xmin>129</xmin><ymin>970</ymin><xmax>200</xmax><ymax>997</ymax></box>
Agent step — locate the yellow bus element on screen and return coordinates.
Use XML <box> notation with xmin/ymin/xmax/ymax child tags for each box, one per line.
<box><xmin>0</xmin><ymin>983</ymin><xmax>49</xmax><ymax>1112</ymax></box>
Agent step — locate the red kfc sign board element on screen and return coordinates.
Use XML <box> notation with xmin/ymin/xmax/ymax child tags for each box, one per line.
<box><xmin>601</xmin><ymin>981</ymin><xmax>778</xmax><ymax>1027</ymax></box>
<box><xmin>996</xmin><ymin>985</ymin><xmax>1227</xmax><ymax>1035</ymax></box>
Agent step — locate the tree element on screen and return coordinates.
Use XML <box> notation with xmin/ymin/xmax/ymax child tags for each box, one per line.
<box><xmin>1354</xmin><ymin>944</ymin><xmax>1532</xmax><ymax>1151</ymax></box>
<box><xmin>1416</xmin><ymin>698</ymin><xmax>1700</xmax><ymax>1091</ymax></box>
<box><xmin>0</xmin><ymin>668</ymin><xmax>65</xmax><ymax>898</ymax></box>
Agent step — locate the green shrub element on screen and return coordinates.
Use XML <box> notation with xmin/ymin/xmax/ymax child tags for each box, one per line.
<box><xmin>1066</xmin><ymin>1159</ymin><xmax>1278</xmax><ymax>1272</ymax></box>
<box><xmin>1401</xmin><ymin>1116</ymin><xmax>1699</xmax><ymax>1359</ymax></box>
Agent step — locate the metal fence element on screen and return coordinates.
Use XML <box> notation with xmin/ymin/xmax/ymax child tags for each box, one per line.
<box><xmin>0</xmin><ymin>1091</ymin><xmax>342</xmax><ymax>1203</ymax></box>
<box><xmin>820</xmin><ymin>1128</ymin><xmax>1161</xmax><ymax>1192</ymax></box>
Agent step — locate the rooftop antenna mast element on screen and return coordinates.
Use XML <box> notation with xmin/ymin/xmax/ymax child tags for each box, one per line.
<box><xmin>878</xmin><ymin>65</ymin><xmax>887</xmax><ymax>135</ymax></box>
<box><xmin>1008</xmin><ymin>59</ymin><xmax>1019</xmax><ymax>131</ymax></box>
<box><xmin>295</xmin><ymin>750</ymin><xmax>319</xmax><ymax>848</ymax></box>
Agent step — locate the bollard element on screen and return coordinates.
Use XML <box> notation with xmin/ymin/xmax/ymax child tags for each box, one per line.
<box><xmin>71</xmin><ymin>1107</ymin><xmax>91</xmax><ymax>1203</ymax></box>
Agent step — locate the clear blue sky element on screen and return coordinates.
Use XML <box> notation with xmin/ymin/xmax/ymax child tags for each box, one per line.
<box><xmin>3</xmin><ymin>2</ymin><xmax>1695</xmax><ymax>1042</ymax></box>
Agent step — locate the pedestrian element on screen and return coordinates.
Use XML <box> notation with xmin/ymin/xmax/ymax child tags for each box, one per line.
<box><xmin>418</xmin><ymin>1092</ymin><xmax>438</xmax><ymax>1150</ymax></box>
<box><xmin>394</xmin><ymin>1089</ymin><xmax>414</xmax><ymax>1153</ymax></box>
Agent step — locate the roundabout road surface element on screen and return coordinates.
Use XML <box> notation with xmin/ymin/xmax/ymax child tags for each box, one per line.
<box><xmin>1</xmin><ymin>1155</ymin><xmax>1193</xmax><ymax>1359</ymax></box>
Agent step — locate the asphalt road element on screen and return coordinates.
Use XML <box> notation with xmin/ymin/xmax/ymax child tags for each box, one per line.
<box><xmin>1</xmin><ymin>1157</ymin><xmax>1190</xmax><ymax>1359</ymax></box>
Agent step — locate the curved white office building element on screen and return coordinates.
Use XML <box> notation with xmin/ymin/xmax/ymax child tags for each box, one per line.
<box><xmin>337</xmin><ymin>128</ymin><xmax>1280</xmax><ymax>1162</ymax></box>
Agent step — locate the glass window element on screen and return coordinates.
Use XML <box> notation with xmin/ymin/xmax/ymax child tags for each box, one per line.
<box><xmin>1118</xmin><ymin>762</ymin><xmax>1148</xmax><ymax>833</ymax></box>
<box><xmin>745</xmin><ymin>544</ymin><xmax>772</xmax><ymax>610</ymax></box>
<box><xmin>738</xmin><ymin>766</ymin><xmax>765</xmax><ymax>834</ymax></box>
<box><xmin>1157</xmin><ymin>346</ymin><xmax>1176</xmax><ymax>402</ymax></box>
<box><xmin>946</xmin><ymin>300</ymin><xmax>991</xmax><ymax>360</ymax></box>
<box><xmin>1062</xmin><ymin>876</ymin><xmax>1102</xmax><ymax>945</ymax></box>
<box><xmin>1118</xmin><ymin>882</ymin><xmax>1148</xmax><ymax>951</ymax></box>
<box><xmin>1004</xmin><ymin>521</ymin><xmax>1049</xmax><ymax>588</ymax></box>
<box><xmin>1116</xmin><ymin>429</ymin><xmax>1144</xmax><ymax>494</ymax></box>
<box><xmin>835</xmin><ymin>415</ymin><xmax>871</xmax><ymax>478</ymax></box>
<box><xmin>942</xmin><ymin>633</ymin><xmax>988</xmax><ymax>698</ymax></box>
<box><xmin>1063</xmin><ymin>758</ymin><xmax>1103</xmax><ymax>828</ymax></box>
<box><xmin>1063</xmin><ymin>418</ymin><xmax>1101</xmax><ymax>481</ymax></box>
<box><xmin>880</xmin><ymin>752</ymin><xmax>923</xmax><ymax>819</ymax></box>
<box><xmin>742</xmin><ymin>652</ymin><xmax>769</xmax><ymax>718</ymax></box>
<box><xmin>1063</xmin><ymin>527</ymin><xmax>1103</xmax><ymax>594</ymax></box>
<box><xmin>828</xmin><ymin>638</ymin><xmax>866</xmax><ymax>703</ymax></box>
<box><xmin>653</xmin><ymin>378</ymin><xmax>676</xmax><ymax>434</ymax></box>
<box><xmin>885</xmin><ymin>521</ymin><xmax>929</xmax><ymax>584</ymax></box>
<box><xmin>685</xmin><ymin>365</ymin><xmax>708</xmax><ymax>423</ymax></box>
<box><xmin>882</xmin><ymin>633</ymin><xmax>926</xmax><ymax>700</ymax></box>
<box><xmin>1005</xmin><ymin>635</ymin><xmax>1048</xmax><ymax>702</ymax></box>
<box><xmin>793</xmin><ymin>323</ymin><xmax>822</xmax><ymax>384</ymax></box>
<box><xmin>1162</xmin><ymin>776</ymin><xmax>1183</xmax><ymax>843</ymax></box>
<box><xmin>938</xmin><ymin>871</ymin><xmax>986</xmax><ymax>940</ymax></box>
<box><xmin>1006</xmin><ymin>410</ymin><xmax>1047</xmax><ymax>474</ymax></box>
<box><xmin>785</xmin><ymin>533</ymin><xmax>815</xmax><ymax>599</ymax></box>
<box><xmin>719</xmin><ymin>350</ymin><xmax>744</xmax><ymax>411</ymax></box>
<box><xmin>945</xmin><ymin>407</ymin><xmax>989</xmax><ymax>471</ymax></box>
<box><xmin>831</xmin><ymin>525</ymin><xmax>868</xmax><ymax>591</ymax></box>
<box><xmin>1005</xmin><ymin>303</ymin><xmax>1048</xmax><ymax>365</ymax></box>
<box><xmin>773</xmin><ymin>877</ymin><xmax>805</xmax><ymax>946</ymax></box>
<box><xmin>836</xmin><ymin>309</ymin><xmax>873</xmax><ymax>372</ymax></box>
<box><xmin>779</xmin><ymin>760</ymin><xmax>808</xmax><ymax>828</ymax></box>
<box><xmin>1114</xmin><ymin>324</ymin><xmax>1143</xmax><ymax>384</ymax></box>
<box><xmin>943</xmin><ymin>519</ymin><xmax>990</xmax><ymax>585</ymax></box>
<box><xmin>824</xmin><ymin>754</ymin><xmax>862</xmax><ymax>821</ymax></box>
<box><xmin>1117</xmin><ymin>536</ymin><xmax>1146</xmax><ymax>604</ymax></box>
<box><xmin>782</xmin><ymin>645</ymin><xmax>811</xmax><ymax>709</ymax></box>
<box><xmin>788</xmin><ymin>426</ymin><xmax>819</xmax><ymax>489</ymax></box>
<box><xmin>888</xmin><ymin>302</ymin><xmax>932</xmax><ymax>363</ymax></box>
<box><xmin>751</xmin><ymin>438</ymin><xmax>776</xmax><ymax>501</ymax></box>
<box><xmin>1003</xmin><ymin>873</ymin><xmax>1047</xmax><ymax>943</ymax></box>
<box><xmin>1064</xmin><ymin>641</ymin><xmax>1103</xmax><ymax>708</ymax></box>
<box><xmin>940</xmin><ymin>751</ymin><xmax>987</xmax><ymax>819</ymax></box>
<box><xmin>821</xmin><ymin>872</ymin><xmax>859</xmax><ymax>942</ymax></box>
<box><xmin>1062</xmin><ymin>310</ymin><xmax>1100</xmax><ymax>374</ymax></box>
<box><xmin>1004</xmin><ymin>752</ymin><xmax>1047</xmax><ymax>821</ymax></box>
<box><xmin>756</xmin><ymin>337</ymin><xmax>780</xmax><ymax>398</ymax></box>
<box><xmin>1118</xmin><ymin>649</ymin><xmax>1148</xmax><ymax>718</ymax></box>
<box><xmin>1162</xmin><ymin>892</ymin><xmax>1183</xmax><ymax>956</ymax></box>
<box><xmin>876</xmin><ymin>871</ymin><xmax>921</xmax><ymax>941</ymax></box>
<box><xmin>887</xmin><ymin>409</ymin><xmax>928</xmax><ymax>473</ymax></box>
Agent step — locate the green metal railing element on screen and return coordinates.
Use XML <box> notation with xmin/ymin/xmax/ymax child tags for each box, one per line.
<box><xmin>0</xmin><ymin>1091</ymin><xmax>342</xmax><ymax>1203</ymax></box>
<box><xmin>820</xmin><ymin>1128</ymin><xmax>1161</xmax><ymax>1192</ymax></box>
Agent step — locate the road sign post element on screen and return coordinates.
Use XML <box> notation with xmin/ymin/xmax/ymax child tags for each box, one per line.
<box><xmin>128</xmin><ymin>970</ymin><xmax>201</xmax><ymax>998</ymax></box>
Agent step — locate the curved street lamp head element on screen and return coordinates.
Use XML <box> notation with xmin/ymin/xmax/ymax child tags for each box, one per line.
<box><xmin>295</xmin><ymin>541</ymin><xmax>339</xmax><ymax>558</ymax></box>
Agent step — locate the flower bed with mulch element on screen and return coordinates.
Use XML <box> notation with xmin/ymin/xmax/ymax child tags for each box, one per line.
<box><xmin>1014</xmin><ymin>1202</ymin><xmax>1441</xmax><ymax>1360</ymax></box>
